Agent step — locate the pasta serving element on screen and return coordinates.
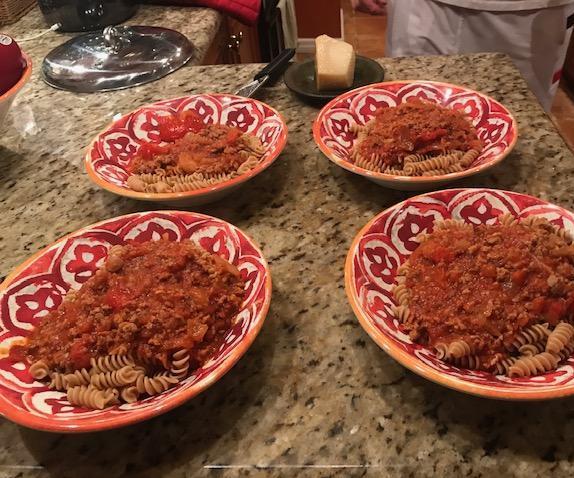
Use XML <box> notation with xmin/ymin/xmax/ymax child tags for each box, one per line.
<box><xmin>10</xmin><ymin>237</ymin><xmax>246</xmax><ymax>409</ymax></box>
<box><xmin>350</xmin><ymin>100</ymin><xmax>483</xmax><ymax>176</ymax></box>
<box><xmin>126</xmin><ymin>111</ymin><xmax>265</xmax><ymax>193</ymax></box>
<box><xmin>392</xmin><ymin>214</ymin><xmax>574</xmax><ymax>377</ymax></box>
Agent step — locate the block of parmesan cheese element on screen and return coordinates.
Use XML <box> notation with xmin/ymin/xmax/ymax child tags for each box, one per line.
<box><xmin>315</xmin><ymin>35</ymin><xmax>356</xmax><ymax>91</ymax></box>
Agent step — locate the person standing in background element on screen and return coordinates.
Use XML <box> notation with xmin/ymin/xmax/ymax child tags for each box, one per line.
<box><xmin>352</xmin><ymin>0</ymin><xmax>574</xmax><ymax>112</ymax></box>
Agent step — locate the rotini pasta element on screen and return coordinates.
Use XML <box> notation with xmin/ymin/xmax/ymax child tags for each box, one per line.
<box><xmin>64</xmin><ymin>368</ymin><xmax>91</xmax><ymax>387</ymax></box>
<box><xmin>435</xmin><ymin>343</ymin><xmax>448</xmax><ymax>360</ymax></box>
<box><xmin>393</xmin><ymin>284</ymin><xmax>410</xmax><ymax>306</ymax></box>
<box><xmin>546</xmin><ymin>322</ymin><xmax>574</xmax><ymax>354</ymax></box>
<box><xmin>90</xmin><ymin>355</ymin><xmax>135</xmax><ymax>375</ymax></box>
<box><xmin>90</xmin><ymin>366</ymin><xmax>140</xmax><ymax>389</ymax></box>
<box><xmin>494</xmin><ymin>356</ymin><xmax>517</xmax><ymax>375</ymax></box>
<box><xmin>29</xmin><ymin>360</ymin><xmax>49</xmax><ymax>380</ymax></box>
<box><xmin>135</xmin><ymin>373</ymin><xmax>178</xmax><ymax>396</ymax></box>
<box><xmin>38</xmin><ymin>351</ymin><xmax>194</xmax><ymax>409</ymax></box>
<box><xmin>508</xmin><ymin>353</ymin><xmax>559</xmax><ymax>378</ymax></box>
<box><xmin>403</xmin><ymin>152</ymin><xmax>462</xmax><ymax>176</ymax></box>
<box><xmin>447</xmin><ymin>340</ymin><xmax>473</xmax><ymax>359</ymax></box>
<box><xmin>67</xmin><ymin>385</ymin><xmax>117</xmax><ymax>410</ymax></box>
<box><xmin>434</xmin><ymin>219</ymin><xmax>472</xmax><ymax>232</ymax></box>
<box><xmin>556</xmin><ymin>341</ymin><xmax>574</xmax><ymax>361</ymax></box>
<box><xmin>392</xmin><ymin>215</ymin><xmax>574</xmax><ymax>378</ymax></box>
<box><xmin>120</xmin><ymin>386</ymin><xmax>139</xmax><ymax>404</ymax></box>
<box><xmin>49</xmin><ymin>372</ymin><xmax>68</xmax><ymax>391</ymax></box>
<box><xmin>518</xmin><ymin>342</ymin><xmax>545</xmax><ymax>357</ymax></box>
<box><xmin>420</xmin><ymin>162</ymin><xmax>465</xmax><ymax>176</ymax></box>
<box><xmin>396</xmin><ymin>263</ymin><xmax>410</xmax><ymax>276</ymax></box>
<box><xmin>403</xmin><ymin>153</ymin><xmax>428</xmax><ymax>164</ymax></box>
<box><xmin>393</xmin><ymin>305</ymin><xmax>411</xmax><ymax>323</ymax></box>
<box><xmin>511</xmin><ymin>324</ymin><xmax>550</xmax><ymax>350</ymax></box>
<box><xmin>460</xmin><ymin>148</ymin><xmax>480</xmax><ymax>167</ymax></box>
<box><xmin>451</xmin><ymin>355</ymin><xmax>481</xmax><ymax>369</ymax></box>
<box><xmin>169</xmin><ymin>350</ymin><xmax>190</xmax><ymax>381</ymax></box>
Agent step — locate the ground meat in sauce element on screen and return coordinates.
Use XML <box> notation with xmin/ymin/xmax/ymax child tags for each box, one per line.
<box><xmin>13</xmin><ymin>239</ymin><xmax>245</xmax><ymax>373</ymax></box>
<box><xmin>355</xmin><ymin>100</ymin><xmax>483</xmax><ymax>168</ymax></box>
<box><xmin>129</xmin><ymin>124</ymin><xmax>249</xmax><ymax>177</ymax></box>
<box><xmin>402</xmin><ymin>221</ymin><xmax>574</xmax><ymax>370</ymax></box>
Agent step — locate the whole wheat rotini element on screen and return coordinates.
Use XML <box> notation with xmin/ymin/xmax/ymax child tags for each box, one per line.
<box><xmin>447</xmin><ymin>340</ymin><xmax>473</xmax><ymax>359</ymax></box>
<box><xmin>508</xmin><ymin>353</ymin><xmax>559</xmax><ymax>377</ymax></box>
<box><xmin>29</xmin><ymin>360</ymin><xmax>49</xmax><ymax>380</ymax></box>
<box><xmin>90</xmin><ymin>366</ymin><xmax>140</xmax><ymax>389</ymax></box>
<box><xmin>511</xmin><ymin>324</ymin><xmax>550</xmax><ymax>350</ymax></box>
<box><xmin>518</xmin><ymin>342</ymin><xmax>545</xmax><ymax>357</ymax></box>
<box><xmin>545</xmin><ymin>322</ymin><xmax>574</xmax><ymax>354</ymax></box>
<box><xmin>450</xmin><ymin>355</ymin><xmax>481</xmax><ymax>369</ymax></box>
<box><xmin>169</xmin><ymin>350</ymin><xmax>190</xmax><ymax>381</ymax></box>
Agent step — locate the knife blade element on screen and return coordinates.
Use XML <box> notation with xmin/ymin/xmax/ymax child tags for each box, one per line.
<box><xmin>235</xmin><ymin>48</ymin><xmax>296</xmax><ymax>97</ymax></box>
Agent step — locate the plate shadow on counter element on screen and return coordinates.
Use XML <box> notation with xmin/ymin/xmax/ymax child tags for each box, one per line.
<box><xmin>17</xmin><ymin>296</ymin><xmax>293</xmax><ymax>477</ymax></box>
<box><xmin>0</xmin><ymin>146</ymin><xmax>28</xmax><ymax>185</ymax></box>
<box><xmin>198</xmin><ymin>140</ymin><xmax>296</xmax><ymax>223</ymax></box>
<box><xmin>347</xmin><ymin>335</ymin><xmax>574</xmax><ymax>475</ymax></box>
<box><xmin>324</xmin><ymin>148</ymin><xmax>525</xmax><ymax>209</ymax></box>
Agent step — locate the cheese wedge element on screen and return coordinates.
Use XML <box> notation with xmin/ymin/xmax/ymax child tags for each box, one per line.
<box><xmin>315</xmin><ymin>35</ymin><xmax>356</xmax><ymax>91</ymax></box>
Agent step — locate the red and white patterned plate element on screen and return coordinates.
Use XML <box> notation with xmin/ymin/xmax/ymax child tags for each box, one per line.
<box><xmin>345</xmin><ymin>188</ymin><xmax>574</xmax><ymax>400</ymax></box>
<box><xmin>0</xmin><ymin>211</ymin><xmax>271</xmax><ymax>431</ymax></box>
<box><xmin>85</xmin><ymin>94</ymin><xmax>288</xmax><ymax>206</ymax></box>
<box><xmin>313</xmin><ymin>81</ymin><xmax>518</xmax><ymax>191</ymax></box>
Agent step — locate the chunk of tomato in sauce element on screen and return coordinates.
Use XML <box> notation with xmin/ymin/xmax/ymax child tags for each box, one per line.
<box><xmin>69</xmin><ymin>340</ymin><xmax>91</xmax><ymax>370</ymax></box>
<box><xmin>157</xmin><ymin>111</ymin><xmax>205</xmax><ymax>142</ymax></box>
<box><xmin>422</xmin><ymin>245</ymin><xmax>454</xmax><ymax>264</ymax></box>
<box><xmin>130</xmin><ymin>143</ymin><xmax>169</xmax><ymax>171</ymax></box>
<box><xmin>104</xmin><ymin>288</ymin><xmax>131</xmax><ymax>310</ymax></box>
<box><xmin>481</xmin><ymin>264</ymin><xmax>497</xmax><ymax>279</ymax></box>
<box><xmin>511</xmin><ymin>269</ymin><xmax>528</xmax><ymax>286</ymax></box>
<box><xmin>181</xmin><ymin>111</ymin><xmax>205</xmax><ymax>133</ymax></box>
<box><xmin>158</xmin><ymin>115</ymin><xmax>188</xmax><ymax>142</ymax></box>
<box><xmin>544</xmin><ymin>299</ymin><xmax>567</xmax><ymax>325</ymax></box>
<box><xmin>8</xmin><ymin>345</ymin><xmax>26</xmax><ymax>362</ymax></box>
<box><xmin>530</xmin><ymin>296</ymin><xmax>546</xmax><ymax>315</ymax></box>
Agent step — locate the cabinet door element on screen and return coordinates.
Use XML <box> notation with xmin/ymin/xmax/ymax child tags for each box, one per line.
<box><xmin>564</xmin><ymin>34</ymin><xmax>574</xmax><ymax>89</ymax></box>
<box><xmin>202</xmin><ymin>20</ymin><xmax>231</xmax><ymax>65</ymax></box>
<box><xmin>226</xmin><ymin>16</ymin><xmax>261</xmax><ymax>64</ymax></box>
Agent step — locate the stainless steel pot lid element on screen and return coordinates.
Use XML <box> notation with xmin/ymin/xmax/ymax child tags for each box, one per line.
<box><xmin>42</xmin><ymin>26</ymin><xmax>193</xmax><ymax>93</ymax></box>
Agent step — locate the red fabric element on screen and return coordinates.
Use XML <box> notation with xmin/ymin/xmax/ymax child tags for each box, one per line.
<box><xmin>164</xmin><ymin>0</ymin><xmax>261</xmax><ymax>25</ymax></box>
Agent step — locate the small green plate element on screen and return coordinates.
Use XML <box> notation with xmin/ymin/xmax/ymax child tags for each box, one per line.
<box><xmin>284</xmin><ymin>56</ymin><xmax>385</xmax><ymax>104</ymax></box>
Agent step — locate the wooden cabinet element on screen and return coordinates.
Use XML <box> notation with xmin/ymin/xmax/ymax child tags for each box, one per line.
<box><xmin>202</xmin><ymin>15</ymin><xmax>261</xmax><ymax>65</ymax></box>
<box><xmin>564</xmin><ymin>35</ymin><xmax>574</xmax><ymax>89</ymax></box>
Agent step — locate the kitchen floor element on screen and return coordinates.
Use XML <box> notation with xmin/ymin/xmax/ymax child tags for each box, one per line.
<box><xmin>341</xmin><ymin>0</ymin><xmax>574</xmax><ymax>151</ymax></box>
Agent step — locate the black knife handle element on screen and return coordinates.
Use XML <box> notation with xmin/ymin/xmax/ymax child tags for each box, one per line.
<box><xmin>254</xmin><ymin>48</ymin><xmax>296</xmax><ymax>82</ymax></box>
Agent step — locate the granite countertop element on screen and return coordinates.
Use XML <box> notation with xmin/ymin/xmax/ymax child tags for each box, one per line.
<box><xmin>2</xmin><ymin>4</ymin><xmax>222</xmax><ymax>67</ymax></box>
<box><xmin>2</xmin><ymin>46</ymin><xmax>574</xmax><ymax>477</ymax></box>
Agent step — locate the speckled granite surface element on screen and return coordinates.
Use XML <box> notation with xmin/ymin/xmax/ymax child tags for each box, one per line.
<box><xmin>2</xmin><ymin>4</ymin><xmax>222</xmax><ymax>67</ymax></box>
<box><xmin>2</xmin><ymin>49</ymin><xmax>574</xmax><ymax>477</ymax></box>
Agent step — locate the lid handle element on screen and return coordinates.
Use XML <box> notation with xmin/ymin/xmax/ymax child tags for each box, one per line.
<box><xmin>103</xmin><ymin>26</ymin><xmax>123</xmax><ymax>53</ymax></box>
